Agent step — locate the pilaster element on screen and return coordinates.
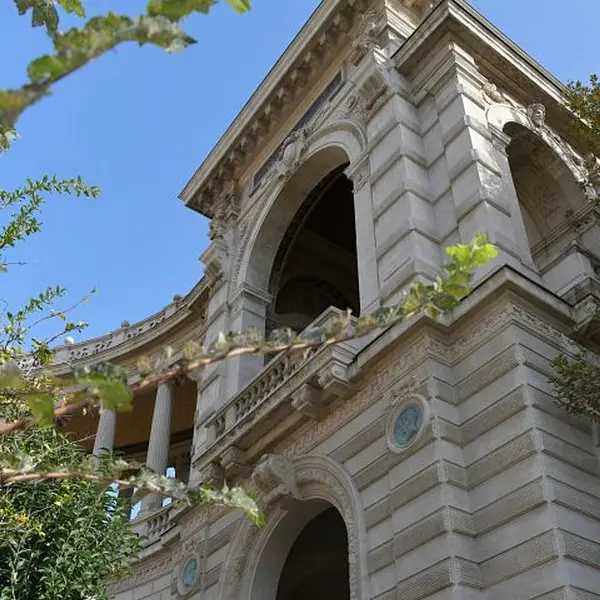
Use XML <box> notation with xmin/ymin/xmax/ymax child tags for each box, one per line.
<box><xmin>421</xmin><ymin>39</ymin><xmax>527</xmax><ymax>280</ymax></box>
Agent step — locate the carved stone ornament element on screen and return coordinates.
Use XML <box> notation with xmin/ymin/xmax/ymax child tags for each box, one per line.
<box><xmin>482</xmin><ymin>82</ymin><xmax>504</xmax><ymax>104</ymax></box>
<box><xmin>274</xmin><ymin>128</ymin><xmax>310</xmax><ymax>181</ymax></box>
<box><xmin>343</xmin><ymin>93</ymin><xmax>367</xmax><ymax>127</ymax></box>
<box><xmin>219</xmin><ymin>454</ymin><xmax>370</xmax><ymax>600</ymax></box>
<box><xmin>201</xmin><ymin>237</ymin><xmax>228</xmax><ymax>289</ymax></box>
<box><xmin>527</xmin><ymin>102</ymin><xmax>546</xmax><ymax>129</ymax></box>
<box><xmin>209</xmin><ymin>182</ymin><xmax>241</xmax><ymax>240</ymax></box>
<box><xmin>386</xmin><ymin>393</ymin><xmax>429</xmax><ymax>454</ymax></box>
<box><xmin>357</xmin><ymin>65</ymin><xmax>390</xmax><ymax>117</ymax></box>
<box><xmin>582</xmin><ymin>152</ymin><xmax>600</xmax><ymax>200</ymax></box>
<box><xmin>251</xmin><ymin>453</ymin><xmax>301</xmax><ymax>505</ymax></box>
<box><xmin>349</xmin><ymin>10</ymin><xmax>382</xmax><ymax>66</ymax></box>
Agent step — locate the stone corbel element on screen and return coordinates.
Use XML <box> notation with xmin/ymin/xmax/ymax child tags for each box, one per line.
<box><xmin>317</xmin><ymin>360</ymin><xmax>351</xmax><ymax>401</ymax></box>
<box><xmin>199</xmin><ymin>461</ymin><xmax>225</xmax><ymax>488</ymax></box>
<box><xmin>220</xmin><ymin>446</ymin><xmax>251</xmax><ymax>479</ymax></box>
<box><xmin>291</xmin><ymin>382</ymin><xmax>328</xmax><ymax>420</ymax></box>
<box><xmin>200</xmin><ymin>237</ymin><xmax>228</xmax><ymax>290</ymax></box>
<box><xmin>357</xmin><ymin>62</ymin><xmax>395</xmax><ymax>119</ymax></box>
<box><xmin>251</xmin><ymin>453</ymin><xmax>301</xmax><ymax>507</ymax></box>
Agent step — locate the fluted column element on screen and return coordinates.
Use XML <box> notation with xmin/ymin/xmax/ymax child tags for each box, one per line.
<box><xmin>141</xmin><ymin>381</ymin><xmax>174</xmax><ymax>513</ymax></box>
<box><xmin>92</xmin><ymin>408</ymin><xmax>116</xmax><ymax>458</ymax></box>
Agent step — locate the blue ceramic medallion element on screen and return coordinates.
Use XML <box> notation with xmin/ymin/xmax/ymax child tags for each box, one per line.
<box><xmin>393</xmin><ymin>404</ymin><xmax>423</xmax><ymax>448</ymax></box>
<box><xmin>182</xmin><ymin>557</ymin><xmax>198</xmax><ymax>588</ymax></box>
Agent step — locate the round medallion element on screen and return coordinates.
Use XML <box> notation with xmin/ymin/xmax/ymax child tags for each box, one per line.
<box><xmin>182</xmin><ymin>557</ymin><xmax>198</xmax><ymax>589</ymax></box>
<box><xmin>392</xmin><ymin>403</ymin><xmax>423</xmax><ymax>449</ymax></box>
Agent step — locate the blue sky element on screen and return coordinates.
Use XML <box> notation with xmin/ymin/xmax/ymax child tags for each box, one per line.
<box><xmin>1</xmin><ymin>0</ymin><xmax>598</xmax><ymax>344</ymax></box>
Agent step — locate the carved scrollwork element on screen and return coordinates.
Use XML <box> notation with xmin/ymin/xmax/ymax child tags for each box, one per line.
<box><xmin>274</xmin><ymin>128</ymin><xmax>310</xmax><ymax>182</ymax></box>
<box><xmin>349</xmin><ymin>10</ymin><xmax>382</xmax><ymax>66</ymax></box>
<box><xmin>209</xmin><ymin>182</ymin><xmax>241</xmax><ymax>241</ymax></box>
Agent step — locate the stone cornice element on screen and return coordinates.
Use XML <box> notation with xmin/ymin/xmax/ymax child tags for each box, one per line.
<box><xmin>392</xmin><ymin>0</ymin><xmax>581</xmax><ymax>145</ymax></box>
<box><xmin>178</xmin><ymin>0</ymin><xmax>367</xmax><ymax>217</ymax></box>
<box><xmin>18</xmin><ymin>278</ymin><xmax>209</xmax><ymax>375</ymax></box>
<box><xmin>394</xmin><ymin>0</ymin><xmax>565</xmax><ymax>98</ymax></box>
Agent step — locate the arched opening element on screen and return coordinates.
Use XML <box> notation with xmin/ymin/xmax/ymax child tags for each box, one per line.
<box><xmin>505</xmin><ymin>123</ymin><xmax>585</xmax><ymax>269</ymax></box>
<box><xmin>275</xmin><ymin>507</ymin><xmax>350</xmax><ymax>600</ymax></box>
<box><xmin>267</xmin><ymin>164</ymin><xmax>360</xmax><ymax>335</ymax></box>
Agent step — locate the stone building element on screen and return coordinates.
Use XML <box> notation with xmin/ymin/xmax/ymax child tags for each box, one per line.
<box><xmin>59</xmin><ymin>0</ymin><xmax>600</xmax><ymax>598</ymax></box>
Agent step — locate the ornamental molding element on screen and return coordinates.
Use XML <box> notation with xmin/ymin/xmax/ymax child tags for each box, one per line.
<box><xmin>273</xmin><ymin>291</ymin><xmax>583</xmax><ymax>461</ymax></box>
<box><xmin>229</xmin><ymin>115</ymin><xmax>368</xmax><ymax>292</ymax></box>
<box><xmin>180</xmin><ymin>0</ymin><xmax>368</xmax><ymax>217</ymax></box>
<box><xmin>483</xmin><ymin>84</ymin><xmax>591</xmax><ymax>195</ymax></box>
<box><xmin>18</xmin><ymin>280</ymin><xmax>208</xmax><ymax>377</ymax></box>
<box><xmin>216</xmin><ymin>454</ymin><xmax>369</xmax><ymax>600</ymax></box>
<box><xmin>349</xmin><ymin>9</ymin><xmax>385</xmax><ymax>66</ymax></box>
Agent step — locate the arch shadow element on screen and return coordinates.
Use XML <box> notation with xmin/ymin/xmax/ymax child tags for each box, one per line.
<box><xmin>216</xmin><ymin>454</ymin><xmax>369</xmax><ymax>600</ymax></box>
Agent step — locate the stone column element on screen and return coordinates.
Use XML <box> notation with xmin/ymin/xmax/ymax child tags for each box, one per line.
<box><xmin>92</xmin><ymin>408</ymin><xmax>116</xmax><ymax>458</ymax></box>
<box><xmin>346</xmin><ymin>158</ymin><xmax>380</xmax><ymax>314</ymax></box>
<box><xmin>140</xmin><ymin>381</ymin><xmax>174</xmax><ymax>513</ymax></box>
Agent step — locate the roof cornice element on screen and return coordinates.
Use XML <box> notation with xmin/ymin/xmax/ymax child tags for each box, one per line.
<box><xmin>394</xmin><ymin>0</ymin><xmax>567</xmax><ymax>103</ymax></box>
<box><xmin>178</xmin><ymin>0</ymin><xmax>368</xmax><ymax>217</ymax></box>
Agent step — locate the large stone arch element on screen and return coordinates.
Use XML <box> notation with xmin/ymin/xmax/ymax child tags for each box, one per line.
<box><xmin>216</xmin><ymin>454</ymin><xmax>369</xmax><ymax>600</ymax></box>
<box><xmin>234</xmin><ymin>120</ymin><xmax>367</xmax><ymax>293</ymax></box>
<box><xmin>485</xmin><ymin>102</ymin><xmax>587</xmax><ymax>186</ymax></box>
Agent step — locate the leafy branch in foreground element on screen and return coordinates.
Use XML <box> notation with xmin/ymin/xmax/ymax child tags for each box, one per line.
<box><xmin>0</xmin><ymin>0</ymin><xmax>251</xmax><ymax>149</ymax></box>
<box><xmin>0</xmin><ymin>234</ymin><xmax>497</xmax><ymax>527</ymax></box>
<box><xmin>0</xmin><ymin>175</ymin><xmax>100</xmax><ymax>271</ymax></box>
<box><xmin>1</xmin><ymin>234</ymin><xmax>498</xmax><ymax>433</ymax></box>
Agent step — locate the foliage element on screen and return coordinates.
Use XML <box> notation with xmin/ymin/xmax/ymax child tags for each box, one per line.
<box><xmin>549</xmin><ymin>75</ymin><xmax>600</xmax><ymax>421</ymax></box>
<box><xmin>550</xmin><ymin>354</ymin><xmax>600</xmax><ymax>423</ymax></box>
<box><xmin>566</xmin><ymin>74</ymin><xmax>600</xmax><ymax>157</ymax></box>
<box><xmin>0</xmin><ymin>0</ymin><xmax>259</xmax><ymax>593</ymax></box>
<box><xmin>0</xmin><ymin>421</ymin><xmax>139</xmax><ymax>600</ymax></box>
<box><xmin>0</xmin><ymin>0</ymin><xmax>251</xmax><ymax>149</ymax></box>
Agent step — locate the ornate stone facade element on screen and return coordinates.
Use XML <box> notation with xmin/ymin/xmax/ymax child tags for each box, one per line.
<box><xmin>58</xmin><ymin>1</ymin><xmax>600</xmax><ymax>599</ymax></box>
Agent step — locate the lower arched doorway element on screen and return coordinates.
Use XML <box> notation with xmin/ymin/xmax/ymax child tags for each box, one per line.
<box><xmin>275</xmin><ymin>507</ymin><xmax>350</xmax><ymax>600</ymax></box>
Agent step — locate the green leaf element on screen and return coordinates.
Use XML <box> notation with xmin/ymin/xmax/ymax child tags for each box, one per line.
<box><xmin>56</xmin><ymin>0</ymin><xmax>85</xmax><ymax>18</ymax></box>
<box><xmin>225</xmin><ymin>0</ymin><xmax>251</xmax><ymax>13</ymax></box>
<box><xmin>26</xmin><ymin>393</ymin><xmax>56</xmax><ymax>426</ymax></box>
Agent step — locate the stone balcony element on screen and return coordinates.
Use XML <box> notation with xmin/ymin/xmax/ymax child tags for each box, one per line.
<box><xmin>194</xmin><ymin>306</ymin><xmax>362</xmax><ymax>482</ymax></box>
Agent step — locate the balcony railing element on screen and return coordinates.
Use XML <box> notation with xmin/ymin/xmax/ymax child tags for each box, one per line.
<box><xmin>132</xmin><ymin>504</ymin><xmax>174</xmax><ymax>546</ymax></box>
<box><xmin>198</xmin><ymin>306</ymin><xmax>359</xmax><ymax>477</ymax></box>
